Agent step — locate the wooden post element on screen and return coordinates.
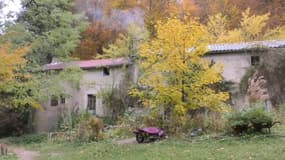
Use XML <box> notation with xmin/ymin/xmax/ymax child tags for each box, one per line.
<box><xmin>0</xmin><ymin>143</ymin><xmax>8</xmax><ymax>156</ymax></box>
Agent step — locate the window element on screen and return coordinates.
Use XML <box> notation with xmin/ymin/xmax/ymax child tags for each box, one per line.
<box><xmin>51</xmin><ymin>95</ymin><xmax>58</xmax><ymax>106</ymax></box>
<box><xmin>103</xmin><ymin>67</ymin><xmax>110</xmax><ymax>76</ymax></box>
<box><xmin>251</xmin><ymin>56</ymin><xmax>260</xmax><ymax>66</ymax></box>
<box><xmin>87</xmin><ymin>94</ymin><xmax>96</xmax><ymax>113</ymax></box>
<box><xmin>60</xmin><ymin>95</ymin><xmax>65</xmax><ymax>104</ymax></box>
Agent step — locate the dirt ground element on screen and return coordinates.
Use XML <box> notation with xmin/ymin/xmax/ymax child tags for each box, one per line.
<box><xmin>9</xmin><ymin>146</ymin><xmax>39</xmax><ymax>160</ymax></box>
<box><xmin>115</xmin><ymin>137</ymin><xmax>137</xmax><ymax>145</ymax></box>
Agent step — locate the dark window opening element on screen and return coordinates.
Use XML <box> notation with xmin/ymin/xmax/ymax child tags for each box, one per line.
<box><xmin>51</xmin><ymin>95</ymin><xmax>58</xmax><ymax>106</ymax></box>
<box><xmin>103</xmin><ymin>67</ymin><xmax>110</xmax><ymax>76</ymax></box>
<box><xmin>60</xmin><ymin>95</ymin><xmax>65</xmax><ymax>104</ymax></box>
<box><xmin>251</xmin><ymin>56</ymin><xmax>260</xmax><ymax>66</ymax></box>
<box><xmin>87</xmin><ymin>94</ymin><xmax>96</xmax><ymax>113</ymax></box>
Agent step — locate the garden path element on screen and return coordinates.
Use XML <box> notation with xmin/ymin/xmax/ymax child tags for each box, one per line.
<box><xmin>10</xmin><ymin>146</ymin><xmax>39</xmax><ymax>160</ymax></box>
<box><xmin>115</xmin><ymin>137</ymin><xmax>137</xmax><ymax>145</ymax></box>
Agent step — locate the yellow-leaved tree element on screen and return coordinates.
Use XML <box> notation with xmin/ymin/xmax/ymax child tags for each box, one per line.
<box><xmin>131</xmin><ymin>17</ymin><xmax>229</xmax><ymax>127</ymax></box>
<box><xmin>0</xmin><ymin>44</ymin><xmax>40</xmax><ymax>109</ymax></box>
<box><xmin>208</xmin><ymin>9</ymin><xmax>285</xmax><ymax>43</ymax></box>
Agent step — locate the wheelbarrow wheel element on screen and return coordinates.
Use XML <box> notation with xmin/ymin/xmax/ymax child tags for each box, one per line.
<box><xmin>136</xmin><ymin>133</ymin><xmax>144</xmax><ymax>143</ymax></box>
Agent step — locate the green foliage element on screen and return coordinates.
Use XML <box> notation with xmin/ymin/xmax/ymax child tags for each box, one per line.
<box><xmin>6</xmin><ymin>133</ymin><xmax>48</xmax><ymax>145</ymax></box>
<box><xmin>226</xmin><ymin>105</ymin><xmax>277</xmax><ymax>134</ymax></box>
<box><xmin>58</xmin><ymin>108</ymin><xmax>90</xmax><ymax>132</ymax></box>
<box><xmin>246</xmin><ymin>107</ymin><xmax>273</xmax><ymax>125</ymax></box>
<box><xmin>35</xmin><ymin>67</ymin><xmax>83</xmax><ymax>103</ymax></box>
<box><xmin>102</xmin><ymin>24</ymin><xmax>148</xmax><ymax>59</ymax></box>
<box><xmin>3</xmin><ymin>0</ymin><xmax>88</xmax><ymax>65</ymax></box>
<box><xmin>226</xmin><ymin>110</ymin><xmax>250</xmax><ymax>134</ymax></box>
<box><xmin>98</xmin><ymin>88</ymin><xmax>126</xmax><ymax>121</ymax></box>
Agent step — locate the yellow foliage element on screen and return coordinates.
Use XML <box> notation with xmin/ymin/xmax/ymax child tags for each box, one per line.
<box><xmin>210</xmin><ymin>9</ymin><xmax>285</xmax><ymax>43</ymax></box>
<box><xmin>0</xmin><ymin>43</ymin><xmax>40</xmax><ymax>109</ymax></box>
<box><xmin>0</xmin><ymin>44</ymin><xmax>28</xmax><ymax>82</ymax></box>
<box><xmin>207</xmin><ymin>13</ymin><xmax>229</xmax><ymax>43</ymax></box>
<box><xmin>132</xmin><ymin>17</ymin><xmax>229</xmax><ymax>113</ymax></box>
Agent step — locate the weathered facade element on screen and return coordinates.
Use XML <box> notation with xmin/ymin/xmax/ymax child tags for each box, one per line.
<box><xmin>205</xmin><ymin>40</ymin><xmax>285</xmax><ymax>109</ymax></box>
<box><xmin>34</xmin><ymin>58</ymin><xmax>133</xmax><ymax>132</ymax></box>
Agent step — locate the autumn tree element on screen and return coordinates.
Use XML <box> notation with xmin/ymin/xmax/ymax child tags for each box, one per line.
<box><xmin>72</xmin><ymin>22</ymin><xmax>120</xmax><ymax>60</ymax></box>
<box><xmin>102</xmin><ymin>24</ymin><xmax>148</xmax><ymax>59</ymax></box>
<box><xmin>0</xmin><ymin>44</ymin><xmax>39</xmax><ymax>109</ymax></box>
<box><xmin>208</xmin><ymin>9</ymin><xmax>285</xmax><ymax>43</ymax></box>
<box><xmin>131</xmin><ymin>18</ymin><xmax>229</xmax><ymax>128</ymax></box>
<box><xmin>230</xmin><ymin>0</ymin><xmax>285</xmax><ymax>28</ymax></box>
<box><xmin>190</xmin><ymin>0</ymin><xmax>285</xmax><ymax>30</ymax></box>
<box><xmin>0</xmin><ymin>43</ymin><xmax>41</xmax><ymax>136</ymax></box>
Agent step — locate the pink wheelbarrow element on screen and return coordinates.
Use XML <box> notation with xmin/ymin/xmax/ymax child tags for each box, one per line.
<box><xmin>133</xmin><ymin>127</ymin><xmax>166</xmax><ymax>143</ymax></box>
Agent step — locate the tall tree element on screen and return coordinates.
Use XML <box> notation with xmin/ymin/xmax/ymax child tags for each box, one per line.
<box><xmin>72</xmin><ymin>22</ymin><xmax>120</xmax><ymax>60</ymax></box>
<box><xmin>4</xmin><ymin>0</ymin><xmax>88</xmax><ymax>65</ymax></box>
<box><xmin>102</xmin><ymin>24</ymin><xmax>148</xmax><ymax>59</ymax></box>
<box><xmin>0</xmin><ymin>43</ymin><xmax>39</xmax><ymax>109</ymax></box>
<box><xmin>0</xmin><ymin>42</ymin><xmax>41</xmax><ymax>136</ymax></box>
<box><xmin>132</xmin><ymin>18</ymin><xmax>229</xmax><ymax>123</ymax></box>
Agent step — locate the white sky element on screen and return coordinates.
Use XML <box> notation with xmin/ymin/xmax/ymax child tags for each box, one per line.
<box><xmin>1</xmin><ymin>0</ymin><xmax>22</xmax><ymax>23</ymax></box>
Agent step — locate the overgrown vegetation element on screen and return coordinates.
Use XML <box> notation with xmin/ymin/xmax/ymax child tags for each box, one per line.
<box><xmin>56</xmin><ymin>108</ymin><xmax>104</xmax><ymax>142</ymax></box>
<box><xmin>239</xmin><ymin>67</ymin><xmax>255</xmax><ymax>95</ymax></box>
<box><xmin>98</xmin><ymin>88</ymin><xmax>126</xmax><ymax>121</ymax></box>
<box><xmin>226</xmin><ymin>104</ymin><xmax>280</xmax><ymax>135</ymax></box>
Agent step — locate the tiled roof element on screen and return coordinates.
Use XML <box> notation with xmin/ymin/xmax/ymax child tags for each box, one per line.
<box><xmin>44</xmin><ymin>57</ymin><xmax>131</xmax><ymax>70</ymax></box>
<box><xmin>208</xmin><ymin>39</ymin><xmax>285</xmax><ymax>53</ymax></box>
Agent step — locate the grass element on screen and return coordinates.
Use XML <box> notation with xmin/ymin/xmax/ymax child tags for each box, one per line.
<box><xmin>0</xmin><ymin>153</ymin><xmax>17</xmax><ymax>160</ymax></box>
<box><xmin>4</xmin><ymin>125</ymin><xmax>283</xmax><ymax>160</ymax></box>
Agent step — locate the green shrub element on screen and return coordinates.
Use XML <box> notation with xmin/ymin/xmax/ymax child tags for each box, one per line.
<box><xmin>7</xmin><ymin>133</ymin><xmax>47</xmax><ymax>145</ymax></box>
<box><xmin>226</xmin><ymin>106</ymin><xmax>277</xmax><ymax>135</ymax></box>
<box><xmin>246</xmin><ymin>107</ymin><xmax>273</xmax><ymax>125</ymax></box>
<box><xmin>245</xmin><ymin>107</ymin><xmax>274</xmax><ymax>132</ymax></box>
<box><xmin>226</xmin><ymin>111</ymin><xmax>250</xmax><ymax>134</ymax></box>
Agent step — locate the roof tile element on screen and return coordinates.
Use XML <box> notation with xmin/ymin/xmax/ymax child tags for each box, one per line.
<box><xmin>44</xmin><ymin>57</ymin><xmax>131</xmax><ymax>70</ymax></box>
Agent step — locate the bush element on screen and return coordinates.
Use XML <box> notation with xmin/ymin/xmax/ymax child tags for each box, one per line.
<box><xmin>245</xmin><ymin>107</ymin><xmax>274</xmax><ymax>132</ymax></box>
<box><xmin>226</xmin><ymin>111</ymin><xmax>250</xmax><ymax>135</ymax></box>
<box><xmin>226</xmin><ymin>106</ymin><xmax>278</xmax><ymax>135</ymax></box>
<box><xmin>7</xmin><ymin>133</ymin><xmax>47</xmax><ymax>145</ymax></box>
<box><xmin>76</xmin><ymin>116</ymin><xmax>104</xmax><ymax>142</ymax></box>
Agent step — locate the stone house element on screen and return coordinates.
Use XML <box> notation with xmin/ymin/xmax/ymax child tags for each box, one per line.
<box><xmin>34</xmin><ymin>58</ymin><xmax>135</xmax><ymax>132</ymax></box>
<box><xmin>205</xmin><ymin>39</ymin><xmax>285</xmax><ymax>109</ymax></box>
<box><xmin>34</xmin><ymin>39</ymin><xmax>285</xmax><ymax>132</ymax></box>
